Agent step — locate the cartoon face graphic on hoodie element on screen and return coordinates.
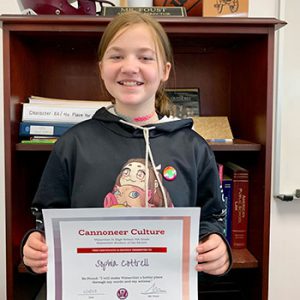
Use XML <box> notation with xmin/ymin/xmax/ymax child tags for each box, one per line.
<box><xmin>104</xmin><ymin>158</ymin><xmax>173</xmax><ymax>208</ymax></box>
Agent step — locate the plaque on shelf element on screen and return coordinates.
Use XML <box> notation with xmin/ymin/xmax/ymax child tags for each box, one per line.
<box><xmin>101</xmin><ymin>6</ymin><xmax>187</xmax><ymax>17</ymax></box>
<box><xmin>166</xmin><ymin>88</ymin><xmax>200</xmax><ymax>118</ymax></box>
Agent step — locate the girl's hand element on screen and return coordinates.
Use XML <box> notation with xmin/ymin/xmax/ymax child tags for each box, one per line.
<box><xmin>23</xmin><ymin>231</ymin><xmax>48</xmax><ymax>274</ymax></box>
<box><xmin>196</xmin><ymin>233</ymin><xmax>230</xmax><ymax>275</ymax></box>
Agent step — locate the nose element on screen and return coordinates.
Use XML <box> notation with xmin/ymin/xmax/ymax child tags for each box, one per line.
<box><xmin>120</xmin><ymin>56</ymin><xmax>139</xmax><ymax>74</ymax></box>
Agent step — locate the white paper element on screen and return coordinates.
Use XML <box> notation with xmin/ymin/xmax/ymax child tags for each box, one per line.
<box><xmin>43</xmin><ymin>207</ymin><xmax>200</xmax><ymax>300</ymax></box>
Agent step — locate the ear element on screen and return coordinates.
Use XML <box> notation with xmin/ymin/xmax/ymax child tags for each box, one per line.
<box><xmin>162</xmin><ymin>62</ymin><xmax>171</xmax><ymax>82</ymax></box>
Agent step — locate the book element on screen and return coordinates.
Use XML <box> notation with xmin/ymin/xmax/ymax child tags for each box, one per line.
<box><xmin>28</xmin><ymin>95</ymin><xmax>111</xmax><ymax>108</ymax></box>
<box><xmin>224</xmin><ymin>162</ymin><xmax>249</xmax><ymax>249</ymax></box>
<box><xmin>222</xmin><ymin>175</ymin><xmax>233</xmax><ymax>244</ymax></box>
<box><xmin>21</xmin><ymin>103</ymin><xmax>103</xmax><ymax>123</ymax></box>
<box><xmin>166</xmin><ymin>88</ymin><xmax>200</xmax><ymax>118</ymax></box>
<box><xmin>192</xmin><ymin>116</ymin><xmax>233</xmax><ymax>142</ymax></box>
<box><xmin>20</xmin><ymin>137</ymin><xmax>58</xmax><ymax>144</ymax></box>
<box><xmin>19</xmin><ymin>121</ymin><xmax>75</xmax><ymax>137</ymax></box>
<box><xmin>217</xmin><ymin>163</ymin><xmax>224</xmax><ymax>183</ymax></box>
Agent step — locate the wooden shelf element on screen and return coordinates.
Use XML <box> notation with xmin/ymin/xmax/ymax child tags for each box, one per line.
<box><xmin>15</xmin><ymin>138</ymin><xmax>261</xmax><ymax>152</ymax></box>
<box><xmin>232</xmin><ymin>248</ymin><xmax>258</xmax><ymax>269</ymax></box>
<box><xmin>0</xmin><ymin>14</ymin><xmax>287</xmax><ymax>31</ymax></box>
<box><xmin>16</xmin><ymin>143</ymin><xmax>54</xmax><ymax>152</ymax></box>
<box><xmin>208</xmin><ymin>139</ymin><xmax>261</xmax><ymax>152</ymax></box>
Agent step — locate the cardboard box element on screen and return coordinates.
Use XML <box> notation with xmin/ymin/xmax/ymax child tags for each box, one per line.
<box><xmin>203</xmin><ymin>0</ymin><xmax>248</xmax><ymax>17</ymax></box>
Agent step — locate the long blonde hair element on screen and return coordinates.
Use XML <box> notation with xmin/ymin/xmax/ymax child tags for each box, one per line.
<box><xmin>97</xmin><ymin>11</ymin><xmax>174</xmax><ymax>116</ymax></box>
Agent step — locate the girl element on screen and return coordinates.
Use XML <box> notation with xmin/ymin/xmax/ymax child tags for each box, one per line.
<box><xmin>22</xmin><ymin>11</ymin><xmax>231</xmax><ymax>277</ymax></box>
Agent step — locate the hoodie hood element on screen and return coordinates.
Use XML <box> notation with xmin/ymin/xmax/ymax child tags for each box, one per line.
<box><xmin>92</xmin><ymin>107</ymin><xmax>193</xmax><ymax>138</ymax></box>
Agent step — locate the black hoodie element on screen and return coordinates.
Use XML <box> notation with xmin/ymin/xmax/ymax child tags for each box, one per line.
<box><xmin>30</xmin><ymin>107</ymin><xmax>227</xmax><ymax>241</ymax></box>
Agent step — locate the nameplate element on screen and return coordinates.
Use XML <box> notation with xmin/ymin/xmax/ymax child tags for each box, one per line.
<box><xmin>101</xmin><ymin>6</ymin><xmax>187</xmax><ymax>17</ymax></box>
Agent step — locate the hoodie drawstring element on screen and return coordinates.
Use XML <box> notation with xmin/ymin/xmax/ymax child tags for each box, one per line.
<box><xmin>120</xmin><ymin>120</ymin><xmax>168</xmax><ymax>208</ymax></box>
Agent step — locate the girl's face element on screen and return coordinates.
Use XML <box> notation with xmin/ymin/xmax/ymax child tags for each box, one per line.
<box><xmin>99</xmin><ymin>23</ymin><xmax>171</xmax><ymax>110</ymax></box>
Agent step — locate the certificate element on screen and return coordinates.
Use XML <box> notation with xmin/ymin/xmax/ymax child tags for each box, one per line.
<box><xmin>43</xmin><ymin>207</ymin><xmax>200</xmax><ymax>300</ymax></box>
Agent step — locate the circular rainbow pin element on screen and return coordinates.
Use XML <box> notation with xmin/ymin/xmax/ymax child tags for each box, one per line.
<box><xmin>163</xmin><ymin>166</ymin><xmax>177</xmax><ymax>181</ymax></box>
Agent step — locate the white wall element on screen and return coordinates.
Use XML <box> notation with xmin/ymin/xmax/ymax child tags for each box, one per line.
<box><xmin>0</xmin><ymin>1</ymin><xmax>299</xmax><ymax>300</ymax></box>
<box><xmin>249</xmin><ymin>0</ymin><xmax>277</xmax><ymax>17</ymax></box>
<box><xmin>269</xmin><ymin>0</ymin><xmax>300</xmax><ymax>299</ymax></box>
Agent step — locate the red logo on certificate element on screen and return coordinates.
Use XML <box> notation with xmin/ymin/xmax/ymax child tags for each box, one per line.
<box><xmin>117</xmin><ymin>288</ymin><xmax>128</xmax><ymax>299</ymax></box>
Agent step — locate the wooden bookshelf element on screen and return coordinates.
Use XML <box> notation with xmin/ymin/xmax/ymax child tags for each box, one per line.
<box><xmin>1</xmin><ymin>15</ymin><xmax>285</xmax><ymax>300</ymax></box>
<box><xmin>208</xmin><ymin>139</ymin><xmax>261</xmax><ymax>151</ymax></box>
<box><xmin>15</xmin><ymin>138</ymin><xmax>261</xmax><ymax>152</ymax></box>
<box><xmin>232</xmin><ymin>248</ymin><xmax>258</xmax><ymax>269</ymax></box>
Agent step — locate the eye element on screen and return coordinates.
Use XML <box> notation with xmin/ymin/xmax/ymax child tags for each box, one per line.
<box><xmin>129</xmin><ymin>191</ymin><xmax>140</xmax><ymax>199</ymax></box>
<box><xmin>136</xmin><ymin>170</ymin><xmax>145</xmax><ymax>180</ymax></box>
<box><xmin>114</xmin><ymin>190</ymin><xmax>121</xmax><ymax>196</ymax></box>
<box><xmin>122</xmin><ymin>168</ymin><xmax>130</xmax><ymax>177</ymax></box>
<box><xmin>110</xmin><ymin>55</ymin><xmax>122</xmax><ymax>60</ymax></box>
<box><xmin>140</xmin><ymin>56</ymin><xmax>154</xmax><ymax>62</ymax></box>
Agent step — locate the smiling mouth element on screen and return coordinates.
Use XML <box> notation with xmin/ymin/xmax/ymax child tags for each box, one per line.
<box><xmin>118</xmin><ymin>80</ymin><xmax>143</xmax><ymax>86</ymax></box>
